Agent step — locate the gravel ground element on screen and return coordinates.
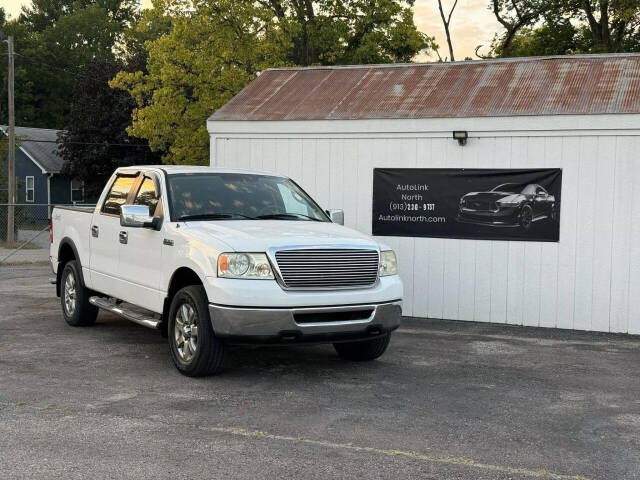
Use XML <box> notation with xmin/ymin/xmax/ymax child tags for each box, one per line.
<box><xmin>1</xmin><ymin>264</ymin><xmax>639</xmax><ymax>480</ymax></box>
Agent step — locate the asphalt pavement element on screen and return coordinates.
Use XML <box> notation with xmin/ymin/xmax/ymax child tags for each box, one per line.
<box><xmin>1</xmin><ymin>264</ymin><xmax>639</xmax><ymax>479</ymax></box>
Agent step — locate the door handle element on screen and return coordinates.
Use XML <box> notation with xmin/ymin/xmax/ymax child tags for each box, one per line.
<box><xmin>91</xmin><ymin>225</ymin><xmax>99</xmax><ymax>238</ymax></box>
<box><xmin>119</xmin><ymin>231</ymin><xmax>128</xmax><ymax>245</ymax></box>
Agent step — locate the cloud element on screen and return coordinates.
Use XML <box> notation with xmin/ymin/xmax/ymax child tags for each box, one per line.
<box><xmin>413</xmin><ymin>0</ymin><xmax>501</xmax><ymax>60</ymax></box>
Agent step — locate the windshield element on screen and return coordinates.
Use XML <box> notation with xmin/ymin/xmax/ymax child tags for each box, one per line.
<box><xmin>491</xmin><ymin>183</ymin><xmax>524</xmax><ymax>193</ymax></box>
<box><xmin>167</xmin><ymin>173</ymin><xmax>329</xmax><ymax>222</ymax></box>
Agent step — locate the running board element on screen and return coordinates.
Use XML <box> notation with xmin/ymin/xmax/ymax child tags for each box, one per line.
<box><xmin>89</xmin><ymin>296</ymin><xmax>161</xmax><ymax>330</ymax></box>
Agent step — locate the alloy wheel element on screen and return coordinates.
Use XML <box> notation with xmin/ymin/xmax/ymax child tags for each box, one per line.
<box><xmin>174</xmin><ymin>303</ymin><xmax>199</xmax><ymax>362</ymax></box>
<box><xmin>63</xmin><ymin>272</ymin><xmax>77</xmax><ymax>316</ymax></box>
<box><xmin>520</xmin><ymin>207</ymin><xmax>533</xmax><ymax>229</ymax></box>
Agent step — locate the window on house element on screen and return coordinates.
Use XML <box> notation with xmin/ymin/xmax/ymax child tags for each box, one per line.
<box><xmin>71</xmin><ymin>179</ymin><xmax>84</xmax><ymax>203</ymax></box>
<box><xmin>25</xmin><ymin>176</ymin><xmax>34</xmax><ymax>203</ymax></box>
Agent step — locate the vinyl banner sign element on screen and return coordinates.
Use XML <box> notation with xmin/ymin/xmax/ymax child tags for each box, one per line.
<box><xmin>372</xmin><ymin>168</ymin><xmax>562</xmax><ymax>242</ymax></box>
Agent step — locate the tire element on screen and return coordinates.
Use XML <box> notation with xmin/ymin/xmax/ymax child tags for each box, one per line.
<box><xmin>168</xmin><ymin>285</ymin><xmax>225</xmax><ymax>377</ymax></box>
<box><xmin>550</xmin><ymin>204</ymin><xmax>559</xmax><ymax>223</ymax></box>
<box><xmin>60</xmin><ymin>260</ymin><xmax>98</xmax><ymax>327</ymax></box>
<box><xmin>333</xmin><ymin>333</ymin><xmax>391</xmax><ymax>361</ymax></box>
<box><xmin>518</xmin><ymin>205</ymin><xmax>533</xmax><ymax>230</ymax></box>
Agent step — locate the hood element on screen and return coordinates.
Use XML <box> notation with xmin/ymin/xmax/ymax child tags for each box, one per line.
<box><xmin>463</xmin><ymin>191</ymin><xmax>516</xmax><ymax>201</ymax></box>
<box><xmin>182</xmin><ymin>220</ymin><xmax>379</xmax><ymax>252</ymax></box>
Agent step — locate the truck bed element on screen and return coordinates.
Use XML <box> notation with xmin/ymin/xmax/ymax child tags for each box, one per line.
<box><xmin>54</xmin><ymin>205</ymin><xmax>95</xmax><ymax>213</ymax></box>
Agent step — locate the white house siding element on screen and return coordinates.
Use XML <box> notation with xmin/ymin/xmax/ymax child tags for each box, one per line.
<box><xmin>208</xmin><ymin>115</ymin><xmax>640</xmax><ymax>334</ymax></box>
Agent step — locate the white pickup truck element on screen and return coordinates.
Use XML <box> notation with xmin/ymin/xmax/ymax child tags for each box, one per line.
<box><xmin>50</xmin><ymin>166</ymin><xmax>403</xmax><ymax>376</ymax></box>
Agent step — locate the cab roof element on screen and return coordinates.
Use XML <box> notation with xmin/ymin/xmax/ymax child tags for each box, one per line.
<box><xmin>115</xmin><ymin>165</ymin><xmax>284</xmax><ymax>177</ymax></box>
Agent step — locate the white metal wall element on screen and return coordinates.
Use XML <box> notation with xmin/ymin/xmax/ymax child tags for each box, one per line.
<box><xmin>212</xmin><ymin>133</ymin><xmax>640</xmax><ymax>334</ymax></box>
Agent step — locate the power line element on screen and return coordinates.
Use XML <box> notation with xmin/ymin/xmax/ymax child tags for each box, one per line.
<box><xmin>13</xmin><ymin>52</ymin><xmax>108</xmax><ymax>79</ymax></box>
<box><xmin>2</xmin><ymin>137</ymin><xmax>206</xmax><ymax>149</ymax></box>
<box><xmin>13</xmin><ymin>138</ymin><xmax>155</xmax><ymax>147</ymax></box>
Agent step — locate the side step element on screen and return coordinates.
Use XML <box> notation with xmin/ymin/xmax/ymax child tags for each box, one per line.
<box><xmin>89</xmin><ymin>296</ymin><xmax>162</xmax><ymax>330</ymax></box>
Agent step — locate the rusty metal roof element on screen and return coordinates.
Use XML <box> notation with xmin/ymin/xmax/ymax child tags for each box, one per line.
<box><xmin>209</xmin><ymin>54</ymin><xmax>640</xmax><ymax>121</ymax></box>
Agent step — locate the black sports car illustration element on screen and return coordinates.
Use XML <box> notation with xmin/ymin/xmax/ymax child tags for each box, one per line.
<box><xmin>456</xmin><ymin>183</ymin><xmax>558</xmax><ymax>229</ymax></box>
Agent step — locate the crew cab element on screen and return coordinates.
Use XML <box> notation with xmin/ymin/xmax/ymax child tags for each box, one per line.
<box><xmin>50</xmin><ymin>166</ymin><xmax>403</xmax><ymax>376</ymax></box>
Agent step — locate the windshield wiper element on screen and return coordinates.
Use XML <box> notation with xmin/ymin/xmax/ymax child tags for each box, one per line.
<box><xmin>256</xmin><ymin>213</ymin><xmax>323</xmax><ymax>222</ymax></box>
<box><xmin>177</xmin><ymin>213</ymin><xmax>256</xmax><ymax>221</ymax></box>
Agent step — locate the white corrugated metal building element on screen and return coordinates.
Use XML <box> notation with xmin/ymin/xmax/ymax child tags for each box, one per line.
<box><xmin>207</xmin><ymin>54</ymin><xmax>640</xmax><ymax>334</ymax></box>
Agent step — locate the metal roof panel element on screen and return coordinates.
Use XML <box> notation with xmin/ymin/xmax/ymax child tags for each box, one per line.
<box><xmin>210</xmin><ymin>54</ymin><xmax>640</xmax><ymax>121</ymax></box>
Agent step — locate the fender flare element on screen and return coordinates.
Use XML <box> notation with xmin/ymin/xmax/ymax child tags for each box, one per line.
<box><xmin>56</xmin><ymin>237</ymin><xmax>86</xmax><ymax>297</ymax></box>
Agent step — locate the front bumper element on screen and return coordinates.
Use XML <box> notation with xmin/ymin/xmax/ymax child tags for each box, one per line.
<box><xmin>208</xmin><ymin>300</ymin><xmax>402</xmax><ymax>344</ymax></box>
<box><xmin>456</xmin><ymin>206</ymin><xmax>519</xmax><ymax>226</ymax></box>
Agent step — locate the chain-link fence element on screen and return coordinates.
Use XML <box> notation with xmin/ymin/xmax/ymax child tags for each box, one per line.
<box><xmin>0</xmin><ymin>204</ymin><xmax>94</xmax><ymax>267</ymax></box>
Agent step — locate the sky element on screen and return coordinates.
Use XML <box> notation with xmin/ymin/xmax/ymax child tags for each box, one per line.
<box><xmin>3</xmin><ymin>0</ymin><xmax>501</xmax><ymax>60</ymax></box>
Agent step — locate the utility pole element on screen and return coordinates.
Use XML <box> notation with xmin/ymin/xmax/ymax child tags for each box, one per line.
<box><xmin>6</xmin><ymin>36</ymin><xmax>15</xmax><ymax>245</ymax></box>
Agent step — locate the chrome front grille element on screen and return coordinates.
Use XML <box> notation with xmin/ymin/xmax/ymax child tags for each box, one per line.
<box><xmin>274</xmin><ymin>249</ymin><xmax>380</xmax><ymax>289</ymax></box>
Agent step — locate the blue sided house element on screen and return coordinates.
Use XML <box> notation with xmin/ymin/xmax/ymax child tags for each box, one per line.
<box><xmin>1</xmin><ymin>126</ymin><xmax>86</xmax><ymax>218</ymax></box>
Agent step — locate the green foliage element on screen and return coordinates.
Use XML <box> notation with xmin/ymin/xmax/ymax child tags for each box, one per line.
<box><xmin>0</xmin><ymin>0</ymin><xmax>137</xmax><ymax>129</ymax></box>
<box><xmin>489</xmin><ymin>0</ymin><xmax>640</xmax><ymax>56</ymax></box>
<box><xmin>112</xmin><ymin>0</ymin><xmax>433</xmax><ymax>165</ymax></box>
<box><xmin>59</xmin><ymin>60</ymin><xmax>161</xmax><ymax>197</ymax></box>
<box><xmin>270</xmin><ymin>0</ymin><xmax>433</xmax><ymax>65</ymax></box>
<box><xmin>112</xmin><ymin>0</ymin><xmax>288</xmax><ymax>165</ymax></box>
<box><xmin>3</xmin><ymin>0</ymin><xmax>432</xmax><ymax>169</ymax></box>
<box><xmin>20</xmin><ymin>0</ymin><xmax>138</xmax><ymax>33</ymax></box>
<box><xmin>491</xmin><ymin>21</ymin><xmax>578</xmax><ymax>57</ymax></box>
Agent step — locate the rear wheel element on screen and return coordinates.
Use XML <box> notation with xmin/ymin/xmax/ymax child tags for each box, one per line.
<box><xmin>60</xmin><ymin>260</ymin><xmax>98</xmax><ymax>326</ymax></box>
<box><xmin>168</xmin><ymin>285</ymin><xmax>226</xmax><ymax>377</ymax></box>
<box><xmin>333</xmin><ymin>334</ymin><xmax>391</xmax><ymax>361</ymax></box>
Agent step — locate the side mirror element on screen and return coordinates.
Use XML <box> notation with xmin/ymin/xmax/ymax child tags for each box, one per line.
<box><xmin>326</xmin><ymin>209</ymin><xmax>344</xmax><ymax>225</ymax></box>
<box><xmin>120</xmin><ymin>204</ymin><xmax>159</xmax><ymax>229</ymax></box>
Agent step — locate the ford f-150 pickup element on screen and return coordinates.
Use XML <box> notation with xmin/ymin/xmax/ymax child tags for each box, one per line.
<box><xmin>50</xmin><ymin>166</ymin><xmax>403</xmax><ymax>376</ymax></box>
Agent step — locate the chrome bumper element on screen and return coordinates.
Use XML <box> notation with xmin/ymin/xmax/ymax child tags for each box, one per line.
<box><xmin>208</xmin><ymin>301</ymin><xmax>402</xmax><ymax>344</ymax></box>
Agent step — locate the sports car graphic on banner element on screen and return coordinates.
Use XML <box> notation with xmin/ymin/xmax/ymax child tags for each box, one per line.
<box><xmin>457</xmin><ymin>183</ymin><xmax>558</xmax><ymax>230</ymax></box>
<box><xmin>372</xmin><ymin>168</ymin><xmax>562</xmax><ymax>242</ymax></box>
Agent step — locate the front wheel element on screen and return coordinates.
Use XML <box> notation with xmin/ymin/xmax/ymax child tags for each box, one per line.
<box><xmin>518</xmin><ymin>205</ymin><xmax>533</xmax><ymax>230</ymax></box>
<box><xmin>333</xmin><ymin>334</ymin><xmax>391</xmax><ymax>361</ymax></box>
<box><xmin>168</xmin><ymin>285</ymin><xmax>226</xmax><ymax>377</ymax></box>
<box><xmin>60</xmin><ymin>260</ymin><xmax>98</xmax><ymax>326</ymax></box>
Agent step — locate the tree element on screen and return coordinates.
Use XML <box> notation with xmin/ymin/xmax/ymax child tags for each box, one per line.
<box><xmin>490</xmin><ymin>20</ymin><xmax>578</xmax><ymax>57</ymax></box>
<box><xmin>117</xmin><ymin>0</ymin><xmax>174</xmax><ymax>72</ymax></box>
<box><xmin>488</xmin><ymin>0</ymin><xmax>640</xmax><ymax>56</ymax></box>
<box><xmin>112</xmin><ymin>0</ymin><xmax>434</xmax><ymax>165</ymax></box>
<box><xmin>59</xmin><ymin>60</ymin><xmax>161</xmax><ymax>197</ymax></box>
<box><xmin>436</xmin><ymin>0</ymin><xmax>459</xmax><ymax>61</ymax></box>
<box><xmin>20</xmin><ymin>0</ymin><xmax>137</xmax><ymax>33</ymax></box>
<box><xmin>570</xmin><ymin>0</ymin><xmax>640</xmax><ymax>52</ymax></box>
<box><xmin>0</xmin><ymin>0</ymin><xmax>138</xmax><ymax>129</ymax></box>
<box><xmin>262</xmin><ymin>0</ymin><xmax>432</xmax><ymax>66</ymax></box>
<box><xmin>111</xmin><ymin>0</ymin><xmax>287</xmax><ymax>166</ymax></box>
<box><xmin>489</xmin><ymin>0</ymin><xmax>550</xmax><ymax>56</ymax></box>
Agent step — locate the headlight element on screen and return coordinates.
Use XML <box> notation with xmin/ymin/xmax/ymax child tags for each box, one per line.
<box><xmin>496</xmin><ymin>200</ymin><xmax>519</xmax><ymax>207</ymax></box>
<box><xmin>379</xmin><ymin>250</ymin><xmax>398</xmax><ymax>277</ymax></box>
<box><xmin>217</xmin><ymin>253</ymin><xmax>274</xmax><ymax>279</ymax></box>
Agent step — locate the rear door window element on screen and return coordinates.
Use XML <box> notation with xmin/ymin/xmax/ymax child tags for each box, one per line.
<box><xmin>101</xmin><ymin>175</ymin><xmax>137</xmax><ymax>215</ymax></box>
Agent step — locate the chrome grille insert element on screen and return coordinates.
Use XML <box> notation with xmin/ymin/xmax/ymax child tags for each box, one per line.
<box><xmin>274</xmin><ymin>249</ymin><xmax>379</xmax><ymax>289</ymax></box>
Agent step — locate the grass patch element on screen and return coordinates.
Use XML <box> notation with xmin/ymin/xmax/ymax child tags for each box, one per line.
<box><xmin>0</xmin><ymin>242</ymin><xmax>43</xmax><ymax>250</ymax></box>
